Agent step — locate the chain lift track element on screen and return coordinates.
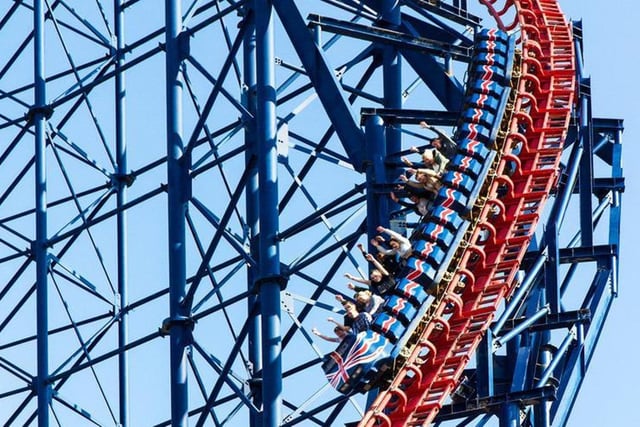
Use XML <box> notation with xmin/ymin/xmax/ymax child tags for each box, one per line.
<box><xmin>360</xmin><ymin>1</ymin><xmax>575</xmax><ymax>425</ymax></box>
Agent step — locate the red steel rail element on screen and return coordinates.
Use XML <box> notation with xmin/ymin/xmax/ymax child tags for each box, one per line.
<box><xmin>359</xmin><ymin>1</ymin><xmax>575</xmax><ymax>425</ymax></box>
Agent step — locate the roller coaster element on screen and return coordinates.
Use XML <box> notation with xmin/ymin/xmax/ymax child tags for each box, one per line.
<box><xmin>0</xmin><ymin>1</ymin><xmax>623</xmax><ymax>426</ymax></box>
<box><xmin>321</xmin><ymin>26</ymin><xmax>517</xmax><ymax>397</ymax></box>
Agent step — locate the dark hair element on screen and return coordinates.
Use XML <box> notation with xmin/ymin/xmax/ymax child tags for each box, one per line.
<box><xmin>334</xmin><ymin>325</ymin><xmax>349</xmax><ymax>333</ymax></box>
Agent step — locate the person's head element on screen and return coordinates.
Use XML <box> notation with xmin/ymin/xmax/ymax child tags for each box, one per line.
<box><xmin>355</xmin><ymin>290</ymin><xmax>372</xmax><ymax>306</ymax></box>
<box><xmin>369</xmin><ymin>269</ymin><xmax>383</xmax><ymax>282</ymax></box>
<box><xmin>389</xmin><ymin>238</ymin><xmax>400</xmax><ymax>249</ymax></box>
<box><xmin>431</xmin><ymin>138</ymin><xmax>442</xmax><ymax>149</ymax></box>
<box><xmin>415</xmin><ymin>172</ymin><xmax>429</xmax><ymax>184</ymax></box>
<box><xmin>334</xmin><ymin>326</ymin><xmax>350</xmax><ymax>338</ymax></box>
<box><xmin>343</xmin><ymin>301</ymin><xmax>359</xmax><ymax>317</ymax></box>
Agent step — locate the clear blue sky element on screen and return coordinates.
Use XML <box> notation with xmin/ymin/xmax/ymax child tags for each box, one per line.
<box><xmin>558</xmin><ymin>1</ymin><xmax>637</xmax><ymax>426</ymax></box>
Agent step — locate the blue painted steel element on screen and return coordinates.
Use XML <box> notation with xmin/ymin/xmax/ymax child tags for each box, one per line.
<box><xmin>496</xmin><ymin>59</ymin><xmax>621</xmax><ymax>427</ymax></box>
<box><xmin>381</xmin><ymin>0</ymin><xmax>403</xmax><ymax>191</ymax></box>
<box><xmin>492</xmin><ymin>254</ymin><xmax>546</xmax><ymax>336</ymax></box>
<box><xmin>256</xmin><ymin>1</ymin><xmax>282</xmax><ymax>425</ymax></box>
<box><xmin>320</xmin><ymin>31</ymin><xmax>515</xmax><ymax>395</ymax></box>
<box><xmin>548</xmin><ymin>139</ymin><xmax>583</xmax><ymax>314</ymax></box>
<box><xmin>166</xmin><ymin>1</ymin><xmax>190</xmax><ymax>425</ymax></box>
<box><xmin>537</xmin><ymin>329</ymin><xmax>575</xmax><ymax>388</ymax></box>
<box><xmin>579</xmin><ymin>82</ymin><xmax>594</xmax><ymax>247</ymax></box>
<box><xmin>272</xmin><ymin>0</ymin><xmax>365</xmax><ymax>169</ymax></box>
<box><xmin>114</xmin><ymin>2</ymin><xmax>129</xmax><ymax>425</ymax></box>
<box><xmin>365</xmin><ymin>115</ymin><xmax>389</xmax><ymax>240</ymax></box>
<box><xmin>0</xmin><ymin>3</ymin><xmax>623</xmax><ymax>427</ymax></box>
<box><xmin>494</xmin><ymin>306</ymin><xmax>549</xmax><ymax>350</ymax></box>
<box><xmin>610</xmin><ymin>125</ymin><xmax>623</xmax><ymax>291</ymax></box>
<box><xmin>34</xmin><ymin>1</ymin><xmax>50</xmax><ymax>425</ymax></box>
<box><xmin>552</xmin><ymin>270</ymin><xmax>616</xmax><ymax>424</ymax></box>
<box><xmin>475</xmin><ymin>329</ymin><xmax>494</xmax><ymax>397</ymax></box>
<box><xmin>499</xmin><ymin>403</ymin><xmax>520</xmax><ymax>427</ymax></box>
<box><xmin>401</xmin><ymin>48</ymin><xmax>465</xmax><ymax>110</ymax></box>
<box><xmin>243</xmin><ymin>6</ymin><xmax>263</xmax><ymax>426</ymax></box>
<box><xmin>531</xmin><ymin>333</ymin><xmax>552</xmax><ymax>427</ymax></box>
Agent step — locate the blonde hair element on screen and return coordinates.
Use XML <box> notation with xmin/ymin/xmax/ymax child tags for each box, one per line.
<box><xmin>355</xmin><ymin>290</ymin><xmax>372</xmax><ymax>302</ymax></box>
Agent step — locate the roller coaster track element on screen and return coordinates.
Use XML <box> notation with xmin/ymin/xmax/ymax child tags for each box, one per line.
<box><xmin>360</xmin><ymin>1</ymin><xmax>575</xmax><ymax>425</ymax></box>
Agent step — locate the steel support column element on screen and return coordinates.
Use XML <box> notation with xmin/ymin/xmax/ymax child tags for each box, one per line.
<box><xmin>114</xmin><ymin>1</ymin><xmax>130</xmax><ymax>424</ymax></box>
<box><xmin>499</xmin><ymin>403</ymin><xmax>520</xmax><ymax>427</ymax></box>
<box><xmin>364</xmin><ymin>115</ymin><xmax>388</xmax><ymax>241</ymax></box>
<box><xmin>166</xmin><ymin>1</ymin><xmax>190</xmax><ymax>425</ymax></box>
<box><xmin>379</xmin><ymin>2</ymin><xmax>403</xmax><ymax>233</ymax></box>
<box><xmin>255</xmin><ymin>1</ymin><xmax>282</xmax><ymax>425</ymax></box>
<box><xmin>476</xmin><ymin>330</ymin><xmax>494</xmax><ymax>398</ymax></box>
<box><xmin>33</xmin><ymin>1</ymin><xmax>50</xmax><ymax>425</ymax></box>
<box><xmin>380</xmin><ymin>1</ymin><xmax>402</xmax><ymax>174</ymax></box>
<box><xmin>533</xmin><ymin>341</ymin><xmax>552</xmax><ymax>427</ymax></box>
<box><xmin>578</xmin><ymin>81</ymin><xmax>594</xmax><ymax>247</ymax></box>
<box><xmin>609</xmin><ymin>126</ymin><xmax>623</xmax><ymax>290</ymax></box>
<box><xmin>243</xmin><ymin>5</ymin><xmax>263</xmax><ymax>426</ymax></box>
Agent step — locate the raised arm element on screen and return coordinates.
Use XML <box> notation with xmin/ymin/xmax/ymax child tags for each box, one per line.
<box><xmin>420</xmin><ymin>120</ymin><xmax>456</xmax><ymax>147</ymax></box>
<box><xmin>415</xmin><ymin>167</ymin><xmax>439</xmax><ymax>178</ymax></box>
<box><xmin>371</xmin><ymin>238</ymin><xmax>394</xmax><ymax>256</ymax></box>
<box><xmin>377</xmin><ymin>226</ymin><xmax>410</xmax><ymax>245</ymax></box>
<box><xmin>344</xmin><ymin>273</ymin><xmax>370</xmax><ymax>286</ymax></box>
<box><xmin>327</xmin><ymin>317</ymin><xmax>345</xmax><ymax>328</ymax></box>
<box><xmin>364</xmin><ymin>253</ymin><xmax>389</xmax><ymax>276</ymax></box>
<box><xmin>311</xmin><ymin>327</ymin><xmax>340</xmax><ymax>343</ymax></box>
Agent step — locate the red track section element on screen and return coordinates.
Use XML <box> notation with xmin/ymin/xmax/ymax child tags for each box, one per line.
<box><xmin>359</xmin><ymin>1</ymin><xmax>575</xmax><ymax>425</ymax></box>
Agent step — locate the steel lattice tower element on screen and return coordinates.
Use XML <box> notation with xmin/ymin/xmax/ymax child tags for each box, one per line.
<box><xmin>0</xmin><ymin>1</ymin><xmax>623</xmax><ymax>427</ymax></box>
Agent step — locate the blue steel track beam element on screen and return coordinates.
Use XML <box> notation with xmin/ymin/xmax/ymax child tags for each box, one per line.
<box><xmin>33</xmin><ymin>1</ymin><xmax>51</xmax><ymax>425</ymax></box>
<box><xmin>524</xmin><ymin>245</ymin><xmax>617</xmax><ymax>270</ymax></box>
<box><xmin>272</xmin><ymin>0</ymin><xmax>365</xmax><ymax>170</ymax></box>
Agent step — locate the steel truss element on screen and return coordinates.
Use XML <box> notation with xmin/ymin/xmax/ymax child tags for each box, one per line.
<box><xmin>0</xmin><ymin>1</ymin><xmax>622</xmax><ymax>426</ymax></box>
